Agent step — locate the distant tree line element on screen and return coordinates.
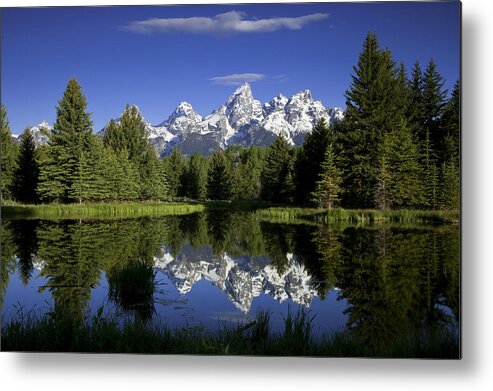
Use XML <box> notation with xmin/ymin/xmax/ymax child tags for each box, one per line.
<box><xmin>0</xmin><ymin>33</ymin><xmax>459</xmax><ymax>209</ymax></box>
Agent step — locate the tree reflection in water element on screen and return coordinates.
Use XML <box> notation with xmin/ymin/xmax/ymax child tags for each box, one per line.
<box><xmin>1</xmin><ymin>212</ymin><xmax>459</xmax><ymax>348</ymax></box>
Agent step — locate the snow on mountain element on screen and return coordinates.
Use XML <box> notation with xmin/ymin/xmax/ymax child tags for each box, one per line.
<box><xmin>145</xmin><ymin>83</ymin><xmax>342</xmax><ymax>155</ymax></box>
<box><xmin>33</xmin><ymin>84</ymin><xmax>343</xmax><ymax>156</ymax></box>
<box><xmin>224</xmin><ymin>83</ymin><xmax>264</xmax><ymax>131</ymax></box>
<box><xmin>23</xmin><ymin>120</ymin><xmax>53</xmax><ymax>147</ymax></box>
<box><xmin>153</xmin><ymin>245</ymin><xmax>318</xmax><ymax>313</ymax></box>
<box><xmin>157</xmin><ymin>102</ymin><xmax>203</xmax><ymax>135</ymax></box>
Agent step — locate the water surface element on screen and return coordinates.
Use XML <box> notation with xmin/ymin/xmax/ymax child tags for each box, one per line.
<box><xmin>1</xmin><ymin>211</ymin><xmax>459</xmax><ymax>346</ymax></box>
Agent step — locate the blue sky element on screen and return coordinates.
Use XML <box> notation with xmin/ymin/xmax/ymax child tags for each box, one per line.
<box><xmin>1</xmin><ymin>2</ymin><xmax>460</xmax><ymax>134</ymax></box>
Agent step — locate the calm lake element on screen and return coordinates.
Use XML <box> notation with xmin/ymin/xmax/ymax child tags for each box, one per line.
<box><xmin>1</xmin><ymin>211</ymin><xmax>460</xmax><ymax>347</ymax></box>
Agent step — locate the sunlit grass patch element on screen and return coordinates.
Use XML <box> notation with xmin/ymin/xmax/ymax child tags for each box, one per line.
<box><xmin>1</xmin><ymin>202</ymin><xmax>205</xmax><ymax>220</ymax></box>
<box><xmin>256</xmin><ymin>207</ymin><xmax>459</xmax><ymax>225</ymax></box>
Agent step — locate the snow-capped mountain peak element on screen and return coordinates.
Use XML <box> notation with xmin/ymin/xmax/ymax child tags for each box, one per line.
<box><xmin>229</xmin><ymin>82</ymin><xmax>253</xmax><ymax>99</ymax></box>
<box><xmin>38</xmin><ymin>84</ymin><xmax>343</xmax><ymax>156</ymax></box>
<box><xmin>223</xmin><ymin>83</ymin><xmax>264</xmax><ymax>132</ymax></box>
<box><xmin>170</xmin><ymin>101</ymin><xmax>198</xmax><ymax>120</ymax></box>
<box><xmin>153</xmin><ymin>247</ymin><xmax>318</xmax><ymax>313</ymax></box>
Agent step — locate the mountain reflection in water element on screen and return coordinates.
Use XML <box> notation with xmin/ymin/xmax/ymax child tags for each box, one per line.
<box><xmin>1</xmin><ymin>211</ymin><xmax>459</xmax><ymax>345</ymax></box>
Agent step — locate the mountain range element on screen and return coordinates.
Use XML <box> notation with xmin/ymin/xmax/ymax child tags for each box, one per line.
<box><xmin>21</xmin><ymin>83</ymin><xmax>343</xmax><ymax>156</ymax></box>
<box><xmin>32</xmin><ymin>244</ymin><xmax>319</xmax><ymax>314</ymax></box>
<box><xmin>153</xmin><ymin>244</ymin><xmax>318</xmax><ymax>313</ymax></box>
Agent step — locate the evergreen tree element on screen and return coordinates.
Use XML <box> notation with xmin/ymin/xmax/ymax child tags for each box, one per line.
<box><xmin>440</xmin><ymin>159</ymin><xmax>460</xmax><ymax>210</ymax></box>
<box><xmin>395</xmin><ymin>62</ymin><xmax>410</xmax><ymax>115</ymax></box>
<box><xmin>117</xmin><ymin>150</ymin><xmax>141</xmax><ymax>200</ymax></box>
<box><xmin>407</xmin><ymin>61</ymin><xmax>425</xmax><ymax>136</ymax></box>
<box><xmin>141</xmin><ymin>147</ymin><xmax>169</xmax><ymax>200</ymax></box>
<box><xmin>164</xmin><ymin>147</ymin><xmax>185</xmax><ymax>198</ymax></box>
<box><xmin>279</xmin><ymin>157</ymin><xmax>295</xmax><ymax>204</ymax></box>
<box><xmin>13</xmin><ymin>128</ymin><xmax>39</xmax><ymax>203</ymax></box>
<box><xmin>378</xmin><ymin>120</ymin><xmax>424</xmax><ymax>208</ymax></box>
<box><xmin>244</xmin><ymin>146</ymin><xmax>267</xmax><ymax>200</ymax></box>
<box><xmin>103</xmin><ymin>105</ymin><xmax>160</xmax><ymax>201</ymax></box>
<box><xmin>0</xmin><ymin>105</ymin><xmax>17</xmax><ymax>201</ymax></box>
<box><xmin>70</xmin><ymin>138</ymin><xmax>110</xmax><ymax>202</ymax></box>
<box><xmin>310</xmin><ymin>144</ymin><xmax>342</xmax><ymax>209</ymax></box>
<box><xmin>420</xmin><ymin>130</ymin><xmax>440</xmax><ymax>209</ymax></box>
<box><xmin>261</xmin><ymin>135</ymin><xmax>293</xmax><ymax>203</ymax></box>
<box><xmin>422</xmin><ymin>59</ymin><xmax>448</xmax><ymax>162</ymax></box>
<box><xmin>37</xmin><ymin>78</ymin><xmax>97</xmax><ymax>203</ymax></box>
<box><xmin>207</xmin><ymin>150</ymin><xmax>231</xmax><ymax>200</ymax></box>
<box><xmin>183</xmin><ymin>153</ymin><xmax>207</xmax><ymax>200</ymax></box>
<box><xmin>102</xmin><ymin>119</ymin><xmax>124</xmax><ymax>153</ymax></box>
<box><xmin>101</xmin><ymin>147</ymin><xmax>122</xmax><ymax>201</ymax></box>
<box><xmin>98</xmin><ymin>147</ymin><xmax>140</xmax><ymax>201</ymax></box>
<box><xmin>104</xmin><ymin>105</ymin><xmax>150</xmax><ymax>166</ymax></box>
<box><xmin>294</xmin><ymin>118</ymin><xmax>331</xmax><ymax>204</ymax></box>
<box><xmin>337</xmin><ymin>32</ymin><xmax>404</xmax><ymax>208</ymax></box>
<box><xmin>375</xmin><ymin>153</ymin><xmax>392</xmax><ymax>210</ymax></box>
<box><xmin>441</xmin><ymin>80</ymin><xmax>460</xmax><ymax>163</ymax></box>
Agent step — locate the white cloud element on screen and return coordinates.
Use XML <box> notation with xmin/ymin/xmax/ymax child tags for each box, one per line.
<box><xmin>209</xmin><ymin>73</ymin><xmax>266</xmax><ymax>86</ymax></box>
<box><xmin>123</xmin><ymin>11</ymin><xmax>329</xmax><ymax>35</ymax></box>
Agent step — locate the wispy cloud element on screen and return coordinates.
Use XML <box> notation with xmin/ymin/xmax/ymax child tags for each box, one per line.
<box><xmin>273</xmin><ymin>74</ymin><xmax>289</xmax><ymax>83</ymax></box>
<box><xmin>123</xmin><ymin>11</ymin><xmax>329</xmax><ymax>35</ymax></box>
<box><xmin>209</xmin><ymin>73</ymin><xmax>266</xmax><ymax>86</ymax></box>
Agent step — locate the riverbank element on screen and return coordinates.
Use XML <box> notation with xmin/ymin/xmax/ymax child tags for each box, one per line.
<box><xmin>1</xmin><ymin>308</ymin><xmax>459</xmax><ymax>358</ymax></box>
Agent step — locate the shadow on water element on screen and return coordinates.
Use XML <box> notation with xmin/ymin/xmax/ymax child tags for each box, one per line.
<box><xmin>0</xmin><ymin>210</ymin><xmax>459</xmax><ymax>356</ymax></box>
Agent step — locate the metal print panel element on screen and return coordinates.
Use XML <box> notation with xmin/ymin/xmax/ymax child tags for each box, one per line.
<box><xmin>0</xmin><ymin>1</ymin><xmax>461</xmax><ymax>358</ymax></box>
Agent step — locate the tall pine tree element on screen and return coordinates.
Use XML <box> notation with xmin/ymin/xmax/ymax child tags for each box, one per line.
<box><xmin>440</xmin><ymin>159</ymin><xmax>460</xmax><ymax>210</ymax></box>
<box><xmin>441</xmin><ymin>80</ymin><xmax>460</xmax><ymax>164</ymax></box>
<box><xmin>37</xmin><ymin>78</ymin><xmax>97</xmax><ymax>203</ymax></box>
<box><xmin>310</xmin><ymin>144</ymin><xmax>342</xmax><ymax>209</ymax></box>
<box><xmin>104</xmin><ymin>105</ymin><xmax>150</xmax><ymax>166</ymax></box>
<box><xmin>13</xmin><ymin>128</ymin><xmax>39</xmax><ymax>204</ymax></box>
<box><xmin>294</xmin><ymin>118</ymin><xmax>332</xmax><ymax>204</ymax></box>
<box><xmin>407</xmin><ymin>61</ymin><xmax>425</xmax><ymax>137</ymax></box>
<box><xmin>0</xmin><ymin>105</ymin><xmax>18</xmax><ymax>201</ymax></box>
<box><xmin>420</xmin><ymin>130</ymin><xmax>440</xmax><ymax>209</ymax></box>
<box><xmin>207</xmin><ymin>150</ymin><xmax>231</xmax><ymax>200</ymax></box>
<box><xmin>261</xmin><ymin>135</ymin><xmax>293</xmax><ymax>203</ymax></box>
<box><xmin>141</xmin><ymin>147</ymin><xmax>169</xmax><ymax>200</ymax></box>
<box><xmin>337</xmin><ymin>32</ymin><xmax>404</xmax><ymax>208</ymax></box>
<box><xmin>376</xmin><ymin>120</ymin><xmax>424</xmax><ymax>209</ymax></box>
<box><xmin>182</xmin><ymin>153</ymin><xmax>208</xmax><ymax>200</ymax></box>
<box><xmin>422</xmin><ymin>59</ymin><xmax>448</xmax><ymax>163</ymax></box>
<box><xmin>164</xmin><ymin>147</ymin><xmax>185</xmax><ymax>198</ymax></box>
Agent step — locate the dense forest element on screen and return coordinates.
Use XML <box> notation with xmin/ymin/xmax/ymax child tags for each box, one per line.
<box><xmin>0</xmin><ymin>33</ymin><xmax>459</xmax><ymax>210</ymax></box>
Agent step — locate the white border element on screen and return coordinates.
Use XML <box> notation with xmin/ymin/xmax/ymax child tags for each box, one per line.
<box><xmin>2</xmin><ymin>1</ymin><xmax>492</xmax><ymax>390</ymax></box>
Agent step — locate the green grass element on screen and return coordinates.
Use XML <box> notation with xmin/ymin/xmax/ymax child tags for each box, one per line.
<box><xmin>256</xmin><ymin>207</ymin><xmax>459</xmax><ymax>225</ymax></box>
<box><xmin>1</xmin><ymin>307</ymin><xmax>459</xmax><ymax>358</ymax></box>
<box><xmin>0</xmin><ymin>202</ymin><xmax>205</xmax><ymax>220</ymax></box>
<box><xmin>1</xmin><ymin>200</ymin><xmax>459</xmax><ymax>225</ymax></box>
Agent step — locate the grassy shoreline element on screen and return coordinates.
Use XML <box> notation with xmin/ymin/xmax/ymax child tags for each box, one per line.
<box><xmin>1</xmin><ymin>201</ymin><xmax>459</xmax><ymax>224</ymax></box>
<box><xmin>0</xmin><ymin>202</ymin><xmax>205</xmax><ymax>220</ymax></box>
<box><xmin>255</xmin><ymin>207</ymin><xmax>460</xmax><ymax>224</ymax></box>
<box><xmin>1</xmin><ymin>308</ymin><xmax>459</xmax><ymax>358</ymax></box>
